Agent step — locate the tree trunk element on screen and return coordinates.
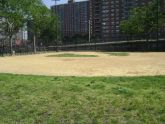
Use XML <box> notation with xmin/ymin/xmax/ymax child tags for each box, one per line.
<box><xmin>2</xmin><ymin>40</ymin><xmax>5</xmax><ymax>57</ymax></box>
<box><xmin>33</xmin><ymin>35</ymin><xmax>36</xmax><ymax>53</ymax></box>
<box><xmin>9</xmin><ymin>35</ymin><xmax>13</xmax><ymax>55</ymax></box>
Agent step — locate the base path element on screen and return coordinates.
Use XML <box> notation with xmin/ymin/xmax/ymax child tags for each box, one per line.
<box><xmin>0</xmin><ymin>52</ymin><xmax>165</xmax><ymax>76</ymax></box>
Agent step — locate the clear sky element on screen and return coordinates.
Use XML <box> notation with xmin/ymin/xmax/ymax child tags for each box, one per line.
<box><xmin>42</xmin><ymin>0</ymin><xmax>86</xmax><ymax>8</ymax></box>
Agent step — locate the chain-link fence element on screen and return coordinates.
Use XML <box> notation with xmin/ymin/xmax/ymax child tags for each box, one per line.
<box><xmin>0</xmin><ymin>39</ymin><xmax>48</xmax><ymax>56</ymax></box>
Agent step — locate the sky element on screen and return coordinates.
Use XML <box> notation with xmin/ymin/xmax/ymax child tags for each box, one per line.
<box><xmin>42</xmin><ymin>0</ymin><xmax>86</xmax><ymax>8</ymax></box>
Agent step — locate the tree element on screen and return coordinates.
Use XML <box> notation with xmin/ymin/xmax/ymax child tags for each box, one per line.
<box><xmin>120</xmin><ymin>0</ymin><xmax>165</xmax><ymax>41</ymax></box>
<box><xmin>39</xmin><ymin>13</ymin><xmax>60</xmax><ymax>46</ymax></box>
<box><xmin>0</xmin><ymin>0</ymin><xmax>59</xmax><ymax>54</ymax></box>
<box><xmin>0</xmin><ymin>0</ymin><xmax>27</xmax><ymax>54</ymax></box>
<box><xmin>25</xmin><ymin>1</ymin><xmax>60</xmax><ymax>52</ymax></box>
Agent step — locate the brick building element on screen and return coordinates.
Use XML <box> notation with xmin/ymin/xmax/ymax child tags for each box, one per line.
<box><xmin>51</xmin><ymin>0</ymin><xmax>89</xmax><ymax>38</ymax></box>
<box><xmin>90</xmin><ymin>0</ymin><xmax>151</xmax><ymax>42</ymax></box>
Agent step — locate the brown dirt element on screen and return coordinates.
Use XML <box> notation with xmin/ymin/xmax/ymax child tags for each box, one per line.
<box><xmin>0</xmin><ymin>52</ymin><xmax>165</xmax><ymax>76</ymax></box>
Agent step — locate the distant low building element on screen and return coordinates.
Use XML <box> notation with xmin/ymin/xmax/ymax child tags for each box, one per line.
<box><xmin>51</xmin><ymin>0</ymin><xmax>89</xmax><ymax>38</ymax></box>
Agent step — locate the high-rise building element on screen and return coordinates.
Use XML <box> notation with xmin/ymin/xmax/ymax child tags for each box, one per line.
<box><xmin>51</xmin><ymin>0</ymin><xmax>89</xmax><ymax>38</ymax></box>
<box><xmin>90</xmin><ymin>0</ymin><xmax>124</xmax><ymax>41</ymax></box>
<box><xmin>90</xmin><ymin>0</ymin><xmax>151</xmax><ymax>42</ymax></box>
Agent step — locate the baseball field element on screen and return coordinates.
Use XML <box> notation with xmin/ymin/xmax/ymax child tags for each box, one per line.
<box><xmin>0</xmin><ymin>52</ymin><xmax>165</xmax><ymax>123</ymax></box>
<box><xmin>0</xmin><ymin>52</ymin><xmax>165</xmax><ymax>76</ymax></box>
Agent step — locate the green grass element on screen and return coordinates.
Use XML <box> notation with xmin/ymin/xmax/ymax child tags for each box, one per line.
<box><xmin>106</xmin><ymin>52</ymin><xmax>129</xmax><ymax>56</ymax></box>
<box><xmin>47</xmin><ymin>53</ymin><xmax>98</xmax><ymax>57</ymax></box>
<box><xmin>0</xmin><ymin>74</ymin><xmax>165</xmax><ymax>124</ymax></box>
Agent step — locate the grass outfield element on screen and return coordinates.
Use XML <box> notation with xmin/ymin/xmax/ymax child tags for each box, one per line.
<box><xmin>46</xmin><ymin>53</ymin><xmax>98</xmax><ymax>57</ymax></box>
<box><xmin>105</xmin><ymin>52</ymin><xmax>129</xmax><ymax>56</ymax></box>
<box><xmin>0</xmin><ymin>74</ymin><xmax>165</xmax><ymax>123</ymax></box>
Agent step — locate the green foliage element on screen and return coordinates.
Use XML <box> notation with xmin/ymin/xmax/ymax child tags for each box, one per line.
<box><xmin>40</xmin><ymin>14</ymin><xmax>60</xmax><ymax>46</ymax></box>
<box><xmin>120</xmin><ymin>7</ymin><xmax>145</xmax><ymax>35</ymax></box>
<box><xmin>26</xmin><ymin>1</ymin><xmax>59</xmax><ymax>45</ymax></box>
<box><xmin>105</xmin><ymin>52</ymin><xmax>129</xmax><ymax>56</ymax></box>
<box><xmin>0</xmin><ymin>0</ymin><xmax>28</xmax><ymax>36</ymax></box>
<box><xmin>0</xmin><ymin>74</ymin><xmax>165</xmax><ymax>123</ymax></box>
<box><xmin>0</xmin><ymin>0</ymin><xmax>34</xmax><ymax>53</ymax></box>
<box><xmin>0</xmin><ymin>0</ymin><xmax>59</xmax><ymax>46</ymax></box>
<box><xmin>46</xmin><ymin>53</ymin><xmax>98</xmax><ymax>57</ymax></box>
<box><xmin>120</xmin><ymin>0</ymin><xmax>164</xmax><ymax>39</ymax></box>
<box><xmin>29</xmin><ymin>3</ymin><xmax>50</xmax><ymax>34</ymax></box>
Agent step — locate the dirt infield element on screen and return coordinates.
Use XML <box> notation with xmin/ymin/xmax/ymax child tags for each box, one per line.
<box><xmin>0</xmin><ymin>52</ymin><xmax>165</xmax><ymax>76</ymax></box>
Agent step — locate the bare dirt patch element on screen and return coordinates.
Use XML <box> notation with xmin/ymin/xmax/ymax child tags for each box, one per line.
<box><xmin>0</xmin><ymin>52</ymin><xmax>165</xmax><ymax>76</ymax></box>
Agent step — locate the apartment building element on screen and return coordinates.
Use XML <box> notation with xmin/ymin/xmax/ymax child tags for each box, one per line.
<box><xmin>51</xmin><ymin>0</ymin><xmax>89</xmax><ymax>38</ymax></box>
<box><xmin>90</xmin><ymin>0</ymin><xmax>151</xmax><ymax>42</ymax></box>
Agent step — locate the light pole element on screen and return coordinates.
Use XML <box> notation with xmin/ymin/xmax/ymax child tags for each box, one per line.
<box><xmin>89</xmin><ymin>20</ymin><xmax>91</xmax><ymax>43</ymax></box>
<box><xmin>52</xmin><ymin>0</ymin><xmax>60</xmax><ymax>6</ymax></box>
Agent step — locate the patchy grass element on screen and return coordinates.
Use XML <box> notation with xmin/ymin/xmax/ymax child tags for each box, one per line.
<box><xmin>106</xmin><ymin>52</ymin><xmax>129</xmax><ymax>56</ymax></box>
<box><xmin>0</xmin><ymin>74</ymin><xmax>165</xmax><ymax>123</ymax></box>
<box><xmin>46</xmin><ymin>53</ymin><xmax>98</xmax><ymax>57</ymax></box>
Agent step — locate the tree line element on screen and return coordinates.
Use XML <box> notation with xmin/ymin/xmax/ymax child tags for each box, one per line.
<box><xmin>120</xmin><ymin>0</ymin><xmax>165</xmax><ymax>41</ymax></box>
<box><xmin>0</xmin><ymin>0</ymin><xmax>59</xmax><ymax>54</ymax></box>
